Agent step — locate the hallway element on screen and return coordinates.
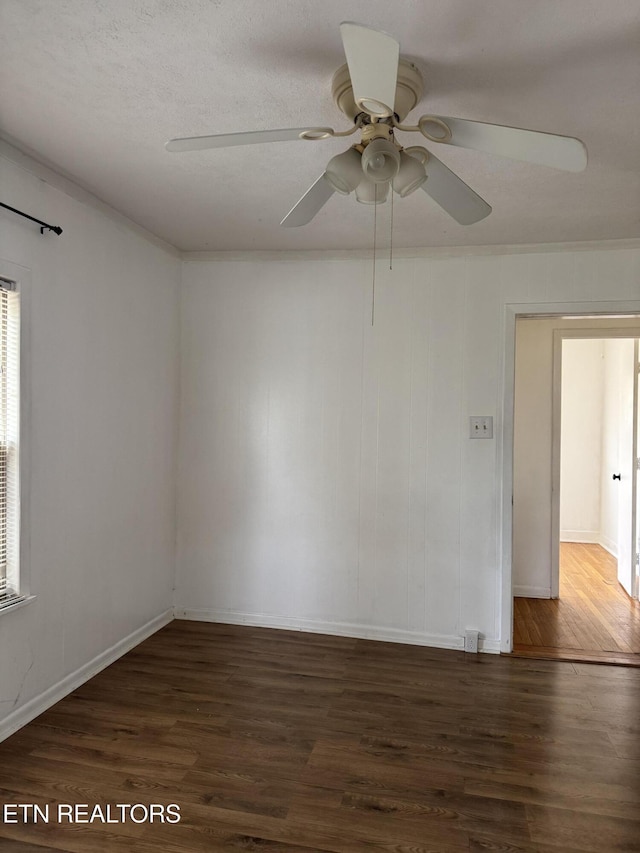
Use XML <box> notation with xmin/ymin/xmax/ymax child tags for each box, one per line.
<box><xmin>513</xmin><ymin>542</ymin><xmax>640</xmax><ymax>665</ymax></box>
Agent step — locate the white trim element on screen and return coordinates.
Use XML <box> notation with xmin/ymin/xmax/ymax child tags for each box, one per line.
<box><xmin>632</xmin><ymin>339</ymin><xmax>639</xmax><ymax>601</ymax></box>
<box><xmin>551</xmin><ymin>330</ymin><xmax>562</xmax><ymax>598</ymax></box>
<box><xmin>0</xmin><ymin>593</ymin><xmax>36</xmax><ymax>616</ymax></box>
<box><xmin>182</xmin><ymin>239</ymin><xmax>640</xmax><ymax>263</ymax></box>
<box><xmin>513</xmin><ymin>586</ymin><xmax>552</xmax><ymax>599</ymax></box>
<box><xmin>0</xmin><ymin>609</ymin><xmax>173</xmax><ymax>743</ymax></box>
<box><xmin>599</xmin><ymin>532</ymin><xmax>618</xmax><ymax>558</ymax></box>
<box><xmin>174</xmin><ymin>607</ymin><xmax>501</xmax><ymax>654</ymax></box>
<box><xmin>560</xmin><ymin>530</ymin><xmax>600</xmax><ymax>543</ymax></box>
<box><xmin>501</xmin><ymin>300</ymin><xmax>640</xmax><ymax>655</ymax></box>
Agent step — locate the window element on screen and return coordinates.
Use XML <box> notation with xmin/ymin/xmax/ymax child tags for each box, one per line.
<box><xmin>0</xmin><ymin>277</ymin><xmax>22</xmax><ymax>610</ymax></box>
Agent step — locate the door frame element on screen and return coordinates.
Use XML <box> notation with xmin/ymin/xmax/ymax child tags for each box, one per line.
<box><xmin>500</xmin><ymin>300</ymin><xmax>640</xmax><ymax>653</ymax></box>
<box><xmin>551</xmin><ymin>328</ymin><xmax>640</xmax><ymax>599</ymax></box>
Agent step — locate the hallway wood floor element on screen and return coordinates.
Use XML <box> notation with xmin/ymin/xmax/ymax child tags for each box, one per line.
<box><xmin>513</xmin><ymin>542</ymin><xmax>640</xmax><ymax>665</ymax></box>
<box><xmin>1</xmin><ymin>620</ymin><xmax>640</xmax><ymax>851</ymax></box>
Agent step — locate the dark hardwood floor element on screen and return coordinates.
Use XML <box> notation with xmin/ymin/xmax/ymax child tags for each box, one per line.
<box><xmin>513</xmin><ymin>542</ymin><xmax>640</xmax><ymax>666</ymax></box>
<box><xmin>1</xmin><ymin>619</ymin><xmax>640</xmax><ymax>852</ymax></box>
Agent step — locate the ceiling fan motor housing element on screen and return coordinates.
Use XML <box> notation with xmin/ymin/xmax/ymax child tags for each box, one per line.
<box><xmin>332</xmin><ymin>58</ymin><xmax>424</xmax><ymax>123</ymax></box>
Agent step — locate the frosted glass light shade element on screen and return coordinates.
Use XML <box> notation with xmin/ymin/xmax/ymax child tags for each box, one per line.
<box><xmin>355</xmin><ymin>178</ymin><xmax>389</xmax><ymax>204</ymax></box>
<box><xmin>325</xmin><ymin>147</ymin><xmax>363</xmax><ymax>195</ymax></box>
<box><xmin>393</xmin><ymin>150</ymin><xmax>428</xmax><ymax>197</ymax></box>
<box><xmin>361</xmin><ymin>138</ymin><xmax>400</xmax><ymax>183</ymax></box>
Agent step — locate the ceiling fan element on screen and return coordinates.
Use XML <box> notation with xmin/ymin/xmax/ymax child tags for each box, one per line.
<box><xmin>166</xmin><ymin>22</ymin><xmax>587</xmax><ymax>228</ymax></box>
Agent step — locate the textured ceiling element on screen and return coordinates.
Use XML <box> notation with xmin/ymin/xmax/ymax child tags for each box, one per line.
<box><xmin>1</xmin><ymin>0</ymin><xmax>639</xmax><ymax>252</ymax></box>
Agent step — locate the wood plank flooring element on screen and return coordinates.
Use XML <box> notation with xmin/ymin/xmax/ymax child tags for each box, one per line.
<box><xmin>513</xmin><ymin>542</ymin><xmax>640</xmax><ymax>666</ymax></box>
<box><xmin>1</xmin><ymin>620</ymin><xmax>640</xmax><ymax>851</ymax></box>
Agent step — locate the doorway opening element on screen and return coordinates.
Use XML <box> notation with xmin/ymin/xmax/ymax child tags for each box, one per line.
<box><xmin>511</xmin><ymin>317</ymin><xmax>640</xmax><ymax>665</ymax></box>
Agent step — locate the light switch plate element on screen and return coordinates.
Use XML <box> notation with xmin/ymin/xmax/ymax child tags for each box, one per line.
<box><xmin>469</xmin><ymin>416</ymin><xmax>493</xmax><ymax>439</ymax></box>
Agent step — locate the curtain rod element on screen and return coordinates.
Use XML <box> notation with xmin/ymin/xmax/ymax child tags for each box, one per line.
<box><xmin>0</xmin><ymin>202</ymin><xmax>62</xmax><ymax>235</ymax></box>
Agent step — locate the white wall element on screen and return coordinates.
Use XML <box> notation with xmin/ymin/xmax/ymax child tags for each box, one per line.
<box><xmin>560</xmin><ymin>338</ymin><xmax>605</xmax><ymax>542</ymax></box>
<box><xmin>177</xmin><ymin>247</ymin><xmax>640</xmax><ymax>650</ymax></box>
<box><xmin>0</xmin><ymin>148</ymin><xmax>181</xmax><ymax>739</ymax></box>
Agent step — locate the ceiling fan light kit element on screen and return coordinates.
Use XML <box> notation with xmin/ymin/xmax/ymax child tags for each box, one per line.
<box><xmin>393</xmin><ymin>150</ymin><xmax>428</xmax><ymax>197</ymax></box>
<box><xmin>355</xmin><ymin>177</ymin><xmax>389</xmax><ymax>205</ymax></box>
<box><xmin>325</xmin><ymin>147</ymin><xmax>363</xmax><ymax>194</ymax></box>
<box><xmin>166</xmin><ymin>21</ymin><xmax>588</xmax><ymax>229</ymax></box>
<box><xmin>404</xmin><ymin>146</ymin><xmax>429</xmax><ymax>166</ymax></box>
<box><xmin>361</xmin><ymin>138</ymin><xmax>401</xmax><ymax>183</ymax></box>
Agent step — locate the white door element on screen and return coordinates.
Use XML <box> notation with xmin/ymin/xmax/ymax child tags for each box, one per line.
<box><xmin>615</xmin><ymin>339</ymin><xmax>638</xmax><ymax>598</ymax></box>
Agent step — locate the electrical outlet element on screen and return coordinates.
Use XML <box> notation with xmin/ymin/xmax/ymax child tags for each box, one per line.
<box><xmin>464</xmin><ymin>630</ymin><xmax>479</xmax><ymax>653</ymax></box>
<box><xmin>469</xmin><ymin>416</ymin><xmax>493</xmax><ymax>439</ymax></box>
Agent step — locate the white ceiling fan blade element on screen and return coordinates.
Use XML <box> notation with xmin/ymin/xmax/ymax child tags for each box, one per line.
<box><xmin>165</xmin><ymin>127</ymin><xmax>333</xmax><ymax>152</ymax></box>
<box><xmin>340</xmin><ymin>22</ymin><xmax>399</xmax><ymax>118</ymax></box>
<box><xmin>417</xmin><ymin>150</ymin><xmax>492</xmax><ymax>225</ymax></box>
<box><xmin>280</xmin><ymin>174</ymin><xmax>335</xmax><ymax>227</ymax></box>
<box><xmin>424</xmin><ymin>116</ymin><xmax>588</xmax><ymax>172</ymax></box>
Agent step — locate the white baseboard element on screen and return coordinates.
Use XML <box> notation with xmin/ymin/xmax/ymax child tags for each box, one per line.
<box><xmin>513</xmin><ymin>585</ymin><xmax>551</xmax><ymax>599</ymax></box>
<box><xmin>598</xmin><ymin>533</ymin><xmax>618</xmax><ymax>559</ymax></box>
<box><xmin>174</xmin><ymin>607</ymin><xmax>501</xmax><ymax>654</ymax></box>
<box><xmin>0</xmin><ymin>608</ymin><xmax>174</xmax><ymax>743</ymax></box>
<box><xmin>560</xmin><ymin>530</ymin><xmax>599</xmax><ymax>543</ymax></box>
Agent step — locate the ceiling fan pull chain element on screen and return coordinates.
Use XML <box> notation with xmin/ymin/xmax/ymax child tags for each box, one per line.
<box><xmin>372</xmin><ymin>184</ymin><xmax>377</xmax><ymax>326</ymax></box>
<box><xmin>389</xmin><ymin>186</ymin><xmax>394</xmax><ymax>271</ymax></box>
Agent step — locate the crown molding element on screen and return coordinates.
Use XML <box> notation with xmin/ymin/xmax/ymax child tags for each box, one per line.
<box><xmin>182</xmin><ymin>238</ymin><xmax>640</xmax><ymax>263</ymax></box>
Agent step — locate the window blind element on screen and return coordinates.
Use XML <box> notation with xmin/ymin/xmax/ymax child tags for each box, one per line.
<box><xmin>0</xmin><ymin>279</ymin><xmax>20</xmax><ymax>608</ymax></box>
<box><xmin>0</xmin><ymin>287</ymin><xmax>7</xmax><ymax>594</ymax></box>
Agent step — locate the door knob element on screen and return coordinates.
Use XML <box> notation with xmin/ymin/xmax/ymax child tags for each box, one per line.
<box><xmin>612</xmin><ymin>473</ymin><xmax>621</xmax><ymax>481</ymax></box>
